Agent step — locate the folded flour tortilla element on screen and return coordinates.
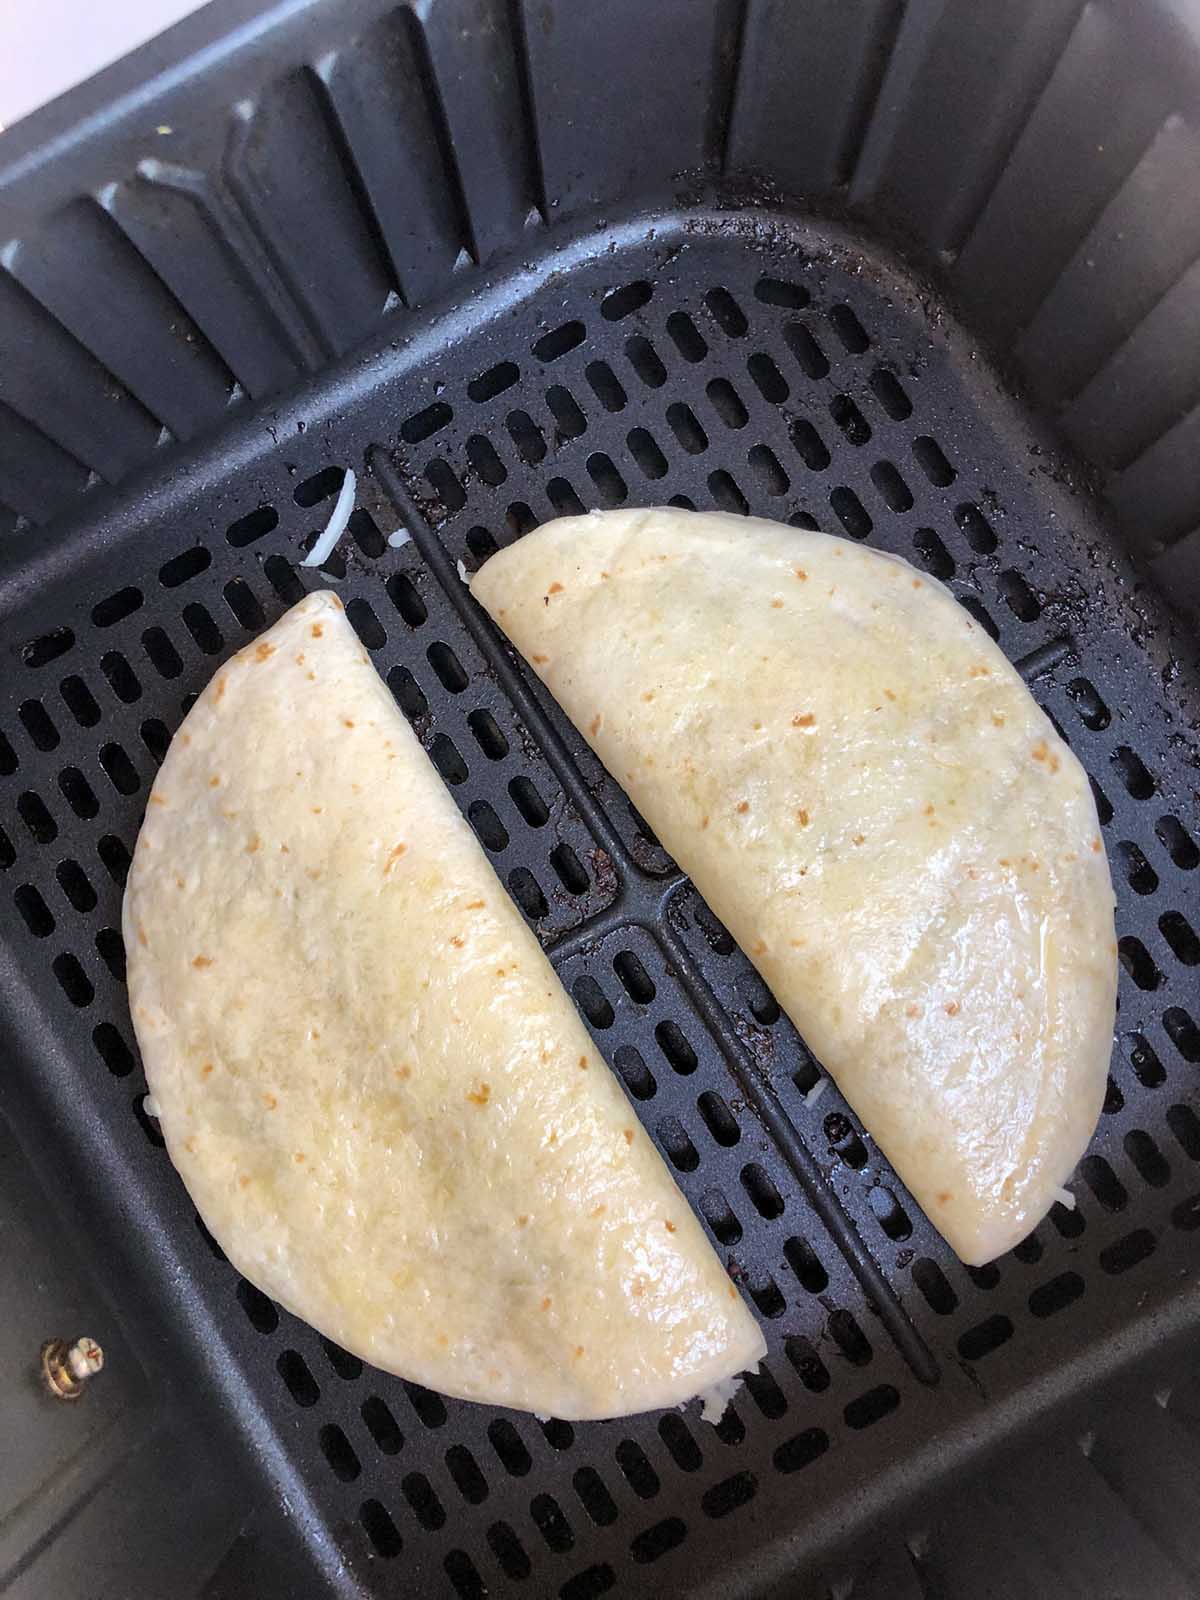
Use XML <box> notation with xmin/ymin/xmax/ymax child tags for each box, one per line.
<box><xmin>124</xmin><ymin>590</ymin><xmax>765</xmax><ymax>1417</ymax></box>
<box><xmin>471</xmin><ymin>509</ymin><xmax>1118</xmax><ymax>1265</ymax></box>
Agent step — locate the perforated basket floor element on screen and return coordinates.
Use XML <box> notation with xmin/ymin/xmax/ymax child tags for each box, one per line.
<box><xmin>3</xmin><ymin>208</ymin><xmax>1200</xmax><ymax>1600</ymax></box>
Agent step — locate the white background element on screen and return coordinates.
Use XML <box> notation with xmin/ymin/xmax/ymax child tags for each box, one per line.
<box><xmin>0</xmin><ymin>0</ymin><xmax>210</xmax><ymax>130</ymax></box>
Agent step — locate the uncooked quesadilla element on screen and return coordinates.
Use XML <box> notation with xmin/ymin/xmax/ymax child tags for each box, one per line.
<box><xmin>471</xmin><ymin>508</ymin><xmax>1118</xmax><ymax>1265</ymax></box>
<box><xmin>124</xmin><ymin>589</ymin><xmax>765</xmax><ymax>1418</ymax></box>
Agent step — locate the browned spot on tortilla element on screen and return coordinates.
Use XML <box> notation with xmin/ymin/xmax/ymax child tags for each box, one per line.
<box><xmin>306</xmin><ymin>867</ymin><xmax>322</xmax><ymax>880</ymax></box>
<box><xmin>183</xmin><ymin>1136</ymin><xmax>196</xmax><ymax>1154</ymax></box>
<box><xmin>736</xmin><ymin>800</ymin><xmax>750</xmax><ymax>815</ymax></box>
<box><xmin>969</xmin><ymin>664</ymin><xmax>990</xmax><ymax>677</ymax></box>
<box><xmin>294</xmin><ymin>653</ymin><xmax>305</xmax><ymax>665</ymax></box>
<box><xmin>752</xmin><ymin>939</ymin><xmax>767</xmax><ymax>956</ymax></box>
<box><xmin>992</xmin><ymin>711</ymin><xmax>1006</xmax><ymax>726</ymax></box>
<box><xmin>311</xmin><ymin>623</ymin><xmax>324</xmax><ymax>638</ymax></box>
<box><xmin>215</xmin><ymin>677</ymin><xmax>226</xmax><ymax>700</ymax></box>
<box><xmin>945</xmin><ymin>1001</ymin><xmax>960</xmax><ymax>1017</ymax></box>
<box><xmin>137</xmin><ymin>923</ymin><xmax>148</xmax><ymax>947</ymax></box>
<box><xmin>912</xmin><ymin>577</ymin><xmax>922</xmax><ymax>588</ymax></box>
<box><xmin>343</xmin><ymin>718</ymin><xmax>355</xmax><ymax>728</ymax></box>
<box><xmin>728</xmin><ymin>1285</ymin><xmax>737</xmax><ymax>1300</ymax></box>
<box><xmin>239</xmin><ymin>1174</ymin><xmax>251</xmax><ymax>1188</ymax></box>
<box><xmin>532</xmin><ymin>653</ymin><xmax>549</xmax><ymax>665</ymax></box>
<box><xmin>936</xmin><ymin>1191</ymin><xmax>951</xmax><ymax>1205</ymax></box>
<box><xmin>701</xmin><ymin>815</ymin><xmax>710</xmax><ymax>829</ymax></box>
<box><xmin>467</xmin><ymin>1083</ymin><xmax>491</xmax><ymax>1106</ymax></box>
<box><xmin>245</xmin><ymin>836</ymin><xmax>261</xmax><ymax>853</ymax></box>
<box><xmin>548</xmin><ymin>581</ymin><xmax>564</xmax><ymax>594</ymax></box>
<box><xmin>280</xmin><ymin>843</ymin><xmax>290</xmax><ymax>853</ymax></box>
<box><xmin>436</xmin><ymin>1333</ymin><xmax>449</xmax><ymax>1347</ymax></box>
<box><xmin>1032</xmin><ymin>739</ymin><xmax>1049</xmax><ymax>762</ymax></box>
<box><xmin>792</xmin><ymin>713</ymin><xmax>815</xmax><ymax>727</ymax></box>
<box><xmin>578</xmin><ymin>1055</ymin><xmax>588</xmax><ymax>1069</ymax></box>
<box><xmin>796</xmin><ymin>808</ymin><xmax>810</xmax><ymax>827</ymax></box>
<box><xmin>548</xmin><ymin>1131</ymin><xmax>558</xmax><ymax>1145</ymax></box>
<box><xmin>254</xmin><ymin>642</ymin><xmax>275</xmax><ymax>662</ymax></box>
<box><xmin>623</xmin><ymin>1128</ymin><xmax>634</xmax><ymax>1145</ymax></box>
<box><xmin>923</xmin><ymin>803</ymin><xmax>935</xmax><ymax>816</ymax></box>
<box><xmin>201</xmin><ymin>1062</ymin><xmax>213</xmax><ymax>1078</ymax></box>
<box><xmin>384</xmin><ymin>842</ymin><xmax>407</xmax><ymax>874</ymax></box>
<box><xmin>1091</xmin><ymin>838</ymin><xmax>1102</xmax><ymax>853</ymax></box>
<box><xmin>467</xmin><ymin>899</ymin><xmax>485</xmax><ymax>909</ymax></box>
<box><xmin>600</xmin><ymin>570</ymin><xmax>611</xmax><ymax>580</ymax></box>
<box><xmin>311</xmin><ymin>806</ymin><xmax>323</xmax><ymax>815</ymax></box>
<box><xmin>790</xmin><ymin>937</ymin><xmax>807</xmax><ymax>948</ymax></box>
<box><xmin>771</xmin><ymin>598</ymin><xmax>784</xmax><ymax>608</ymax></box>
<box><xmin>540</xmin><ymin>1296</ymin><xmax>552</xmax><ymax>1311</ymax></box>
<box><xmin>294</xmin><ymin>1152</ymin><xmax>306</xmax><ymax>1163</ymax></box>
<box><xmin>589</xmin><ymin>714</ymin><xmax>602</xmax><ymax>737</ymax></box>
<box><xmin>517</xmin><ymin>1214</ymin><xmax>529</xmax><ymax>1227</ymax></box>
<box><xmin>794</xmin><ymin>567</ymin><xmax>808</xmax><ymax>580</ymax></box>
<box><xmin>450</xmin><ymin>935</ymin><xmax>464</xmax><ymax>948</ymax></box>
<box><xmin>263</xmin><ymin>1093</ymin><xmax>277</xmax><ymax>1110</ymax></box>
<box><xmin>999</xmin><ymin>857</ymin><xmax>1011</xmax><ymax>867</ymax></box>
<box><xmin>394</xmin><ymin>1065</ymin><xmax>411</xmax><ymax>1081</ymax></box>
<box><xmin>176</xmin><ymin>877</ymin><xmax>185</xmax><ymax>889</ymax></box>
<box><xmin>904</xmin><ymin>1002</ymin><xmax>920</xmax><ymax>1018</ymax></box>
<box><xmin>591</xmin><ymin>1202</ymin><xmax>606</xmax><ymax>1217</ymax></box>
<box><xmin>852</xmin><ymin>833</ymin><xmax>865</xmax><ymax>845</ymax></box>
<box><xmin>180</xmin><ymin>732</ymin><xmax>191</xmax><ymax>746</ymax></box>
<box><xmin>642</xmin><ymin>690</ymin><xmax>655</xmax><ymax>701</ymax></box>
<box><xmin>633</xmin><ymin>1279</ymin><xmax>646</xmax><ymax>1297</ymax></box>
<box><xmin>665</xmin><ymin>1220</ymin><xmax>676</xmax><ymax>1233</ymax></box>
<box><xmin>192</xmin><ymin>955</ymin><xmax>213</xmax><ymax>969</ymax></box>
<box><xmin>574</xmin><ymin>1346</ymin><xmax>585</xmax><ymax>1359</ymax></box>
<box><xmin>884</xmin><ymin>688</ymin><xmax>896</xmax><ymax>701</ymax></box>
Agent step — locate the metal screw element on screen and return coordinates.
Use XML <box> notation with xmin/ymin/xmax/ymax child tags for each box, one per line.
<box><xmin>40</xmin><ymin>1336</ymin><xmax>104</xmax><ymax>1400</ymax></box>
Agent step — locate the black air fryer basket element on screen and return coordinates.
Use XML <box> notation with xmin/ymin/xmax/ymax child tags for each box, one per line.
<box><xmin>2</xmin><ymin>4</ymin><xmax>1200</xmax><ymax>1597</ymax></box>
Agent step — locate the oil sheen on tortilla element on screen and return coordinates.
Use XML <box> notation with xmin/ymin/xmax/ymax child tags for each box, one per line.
<box><xmin>471</xmin><ymin>508</ymin><xmax>1118</xmax><ymax>1265</ymax></box>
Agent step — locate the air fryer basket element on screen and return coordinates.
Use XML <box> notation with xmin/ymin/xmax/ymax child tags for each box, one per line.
<box><xmin>2</xmin><ymin>4</ymin><xmax>1199</xmax><ymax>1598</ymax></box>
